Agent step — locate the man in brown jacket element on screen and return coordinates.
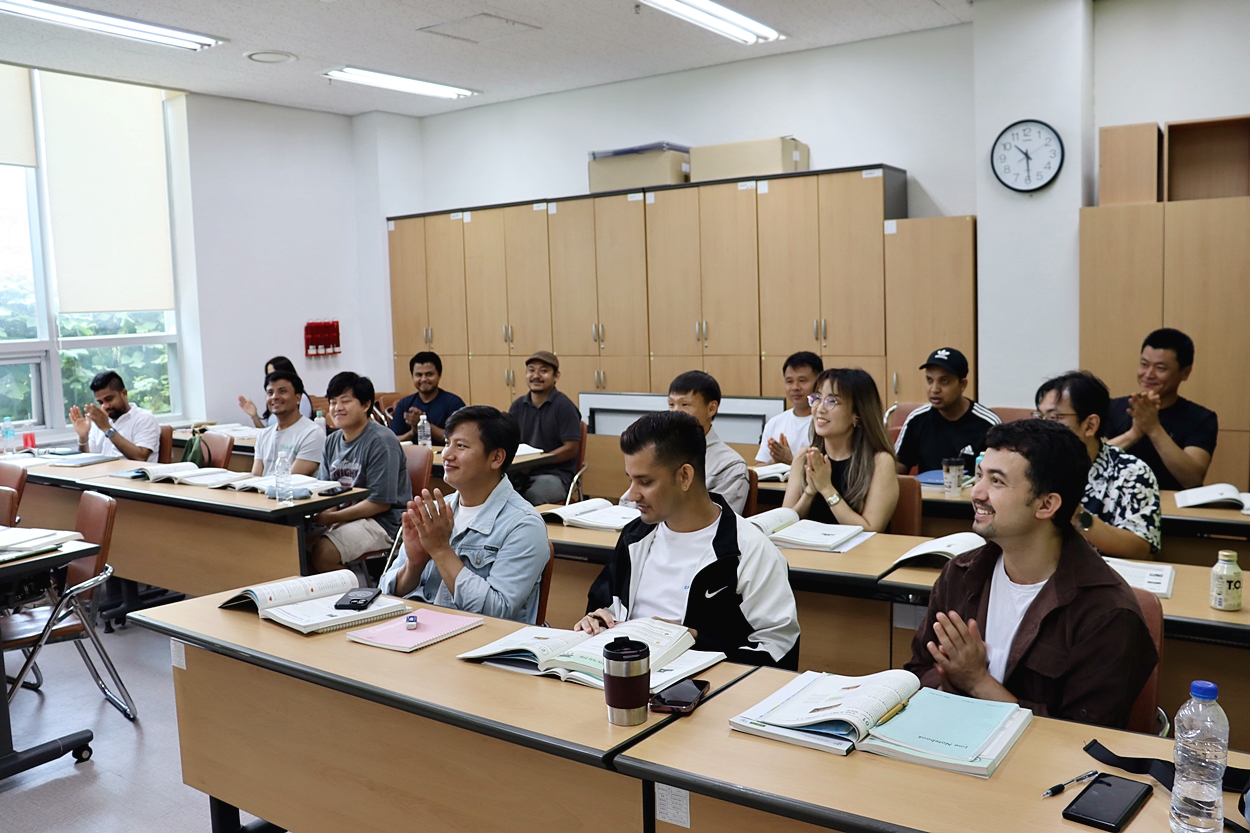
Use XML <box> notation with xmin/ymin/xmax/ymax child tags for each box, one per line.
<box><xmin>905</xmin><ymin>419</ymin><xmax>1157</xmax><ymax>729</ymax></box>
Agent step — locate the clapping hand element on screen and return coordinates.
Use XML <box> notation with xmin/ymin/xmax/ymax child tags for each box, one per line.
<box><xmin>767</xmin><ymin>433</ymin><xmax>793</xmax><ymax>465</ymax></box>
<box><xmin>1128</xmin><ymin>391</ymin><xmax>1161</xmax><ymax>436</ymax></box>
<box><xmin>68</xmin><ymin>405</ymin><xmax>90</xmax><ymax>440</ymax></box>
<box><xmin>404</xmin><ymin>407</ymin><xmax>425</xmax><ymax>429</ymax></box>
<box><xmin>238</xmin><ymin>395</ymin><xmax>259</xmax><ymax>419</ymax></box>
<box><xmin>405</xmin><ymin>488</ymin><xmax>454</xmax><ymax>554</ymax></box>
<box><xmin>926</xmin><ymin>611</ymin><xmax>989</xmax><ymax>695</ymax></box>
<box><xmin>804</xmin><ymin>447</ymin><xmax>834</xmax><ymax>497</ymax></box>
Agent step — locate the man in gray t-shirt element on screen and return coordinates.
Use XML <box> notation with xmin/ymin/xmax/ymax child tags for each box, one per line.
<box><xmin>309</xmin><ymin>373</ymin><xmax>412</xmax><ymax>573</ymax></box>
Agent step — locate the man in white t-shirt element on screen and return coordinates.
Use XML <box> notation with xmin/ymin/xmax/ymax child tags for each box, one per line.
<box><xmin>251</xmin><ymin>369</ymin><xmax>325</xmax><ymax>476</ymax></box>
<box><xmin>578</xmin><ymin>410</ymin><xmax>800</xmax><ymax>668</ymax></box>
<box><xmin>905</xmin><ymin>420</ymin><xmax>1157</xmax><ymax>728</ymax></box>
<box><xmin>69</xmin><ymin>371</ymin><xmax>160</xmax><ymax>462</ymax></box>
<box><xmin>756</xmin><ymin>352</ymin><xmax>822</xmax><ymax>465</ymax></box>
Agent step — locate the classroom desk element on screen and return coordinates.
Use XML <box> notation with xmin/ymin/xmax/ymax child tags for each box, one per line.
<box><xmin>17</xmin><ymin>460</ymin><xmax>369</xmax><ymax>596</ymax></box>
<box><xmin>615</xmin><ymin>666</ymin><xmax>1250</xmax><ymax>833</ymax></box>
<box><xmin>131</xmin><ymin>592</ymin><xmax>754</xmax><ymax>833</ymax></box>
<box><xmin>0</xmin><ymin>541</ymin><xmax>101</xmax><ymax>780</ymax></box>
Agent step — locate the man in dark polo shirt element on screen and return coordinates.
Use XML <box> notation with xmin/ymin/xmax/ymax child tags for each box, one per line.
<box><xmin>507</xmin><ymin>351</ymin><xmax>583</xmax><ymax>505</ymax></box>
<box><xmin>1106</xmin><ymin>328</ymin><xmax>1218</xmax><ymax>491</ymax></box>
<box><xmin>895</xmin><ymin>347</ymin><xmax>1000</xmax><ymax>474</ymax></box>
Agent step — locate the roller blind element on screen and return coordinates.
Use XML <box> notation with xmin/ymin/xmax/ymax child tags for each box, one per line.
<box><xmin>39</xmin><ymin>71</ymin><xmax>174</xmax><ymax>313</ymax></box>
<box><xmin>0</xmin><ymin>64</ymin><xmax>36</xmax><ymax>167</ymax></box>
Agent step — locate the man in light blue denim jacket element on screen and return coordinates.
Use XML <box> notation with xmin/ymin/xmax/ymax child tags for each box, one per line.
<box><xmin>379</xmin><ymin>406</ymin><xmax>550</xmax><ymax>624</ymax></box>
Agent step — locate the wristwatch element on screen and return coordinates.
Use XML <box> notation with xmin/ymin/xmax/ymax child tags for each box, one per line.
<box><xmin>826</xmin><ymin>492</ymin><xmax>842</xmax><ymax>509</ymax></box>
<box><xmin>104</xmin><ymin>428</ymin><xmax>117</xmax><ymax>440</ymax></box>
<box><xmin>1076</xmin><ymin>509</ymin><xmax>1094</xmax><ymax>532</ymax></box>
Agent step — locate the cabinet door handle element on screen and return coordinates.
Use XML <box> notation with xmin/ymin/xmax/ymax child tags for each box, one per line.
<box><xmin>600</xmin><ymin>370</ymin><xmax>606</xmax><ymax>389</ymax></box>
<box><xmin>430</xmin><ymin>326</ymin><xmax>434</xmax><ymax>343</ymax></box>
<box><xmin>892</xmin><ymin>372</ymin><xmax>898</xmax><ymax>394</ymax></box>
<box><xmin>813</xmin><ymin>319</ymin><xmax>819</xmax><ymax>341</ymax></box>
<box><xmin>822</xmin><ymin>319</ymin><xmax>827</xmax><ymax>341</ymax></box>
<box><xmin>598</xmin><ymin>324</ymin><xmax>604</xmax><ymax>346</ymax></box>
<box><xmin>509</xmin><ymin>324</ymin><xmax>514</xmax><ymax>343</ymax></box>
<box><xmin>592</xmin><ymin>323</ymin><xmax>598</xmax><ymax>342</ymax></box>
<box><xmin>503</xmin><ymin>325</ymin><xmax>508</xmax><ymax>343</ymax></box>
<box><xmin>703</xmin><ymin>320</ymin><xmax>709</xmax><ymax>343</ymax></box>
<box><xmin>696</xmin><ymin>321</ymin><xmax>701</xmax><ymax>342</ymax></box>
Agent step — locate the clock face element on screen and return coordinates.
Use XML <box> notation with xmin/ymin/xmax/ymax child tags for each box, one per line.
<box><xmin>991</xmin><ymin>120</ymin><xmax>1063</xmax><ymax>192</ymax></box>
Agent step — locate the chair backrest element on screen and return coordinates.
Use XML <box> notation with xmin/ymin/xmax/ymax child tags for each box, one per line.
<box><xmin>0</xmin><ymin>460</ymin><xmax>28</xmax><ymax>504</ymax></box>
<box><xmin>888</xmin><ymin>402</ymin><xmax>924</xmax><ymax>431</ymax></box>
<box><xmin>991</xmin><ymin>407</ymin><xmax>1034</xmax><ymax>425</ymax></box>
<box><xmin>403</xmin><ymin>444</ymin><xmax>434</xmax><ymax>497</ymax></box>
<box><xmin>200</xmin><ymin>431</ymin><xmax>235</xmax><ymax>469</ymax></box>
<box><xmin>307</xmin><ymin>395</ymin><xmax>335</xmax><ymax>429</ymax></box>
<box><xmin>0</xmin><ymin>485</ymin><xmax>17</xmax><ymax>526</ymax></box>
<box><xmin>744</xmin><ymin>468</ymin><xmax>759</xmax><ymax>517</ymax></box>
<box><xmin>576</xmin><ymin>421</ymin><xmax>588</xmax><ymax>470</ymax></box>
<box><xmin>888</xmin><ymin>425</ymin><xmax>902</xmax><ymax>445</ymax></box>
<box><xmin>1127</xmin><ymin>587</ymin><xmax>1164</xmax><ymax>734</ymax></box>
<box><xmin>158</xmin><ymin>424</ymin><xmax>174</xmax><ymax>464</ymax></box>
<box><xmin>68</xmin><ymin>490</ymin><xmax>117</xmax><ymax>603</ymax></box>
<box><xmin>376</xmin><ymin>392</ymin><xmax>404</xmax><ymax>415</ymax></box>
<box><xmin>535</xmin><ymin>542</ymin><xmax>556</xmax><ymax>626</ymax></box>
<box><xmin>890</xmin><ymin>475</ymin><xmax>923</xmax><ymax>536</ymax></box>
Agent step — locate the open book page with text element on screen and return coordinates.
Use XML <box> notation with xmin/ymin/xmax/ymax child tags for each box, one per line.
<box><xmin>1174</xmin><ymin>484</ymin><xmax>1250</xmax><ymax>512</ymax></box>
<box><xmin>552</xmin><ymin>618</ymin><xmax>695</xmax><ymax>678</ymax></box>
<box><xmin>456</xmin><ymin>626</ymin><xmax>591</xmax><ymax>667</ymax></box>
<box><xmin>219</xmin><ymin>569</ymin><xmax>358</xmax><ymax>612</ymax></box>
<box><xmin>541</xmin><ymin>498</ymin><xmax>614</xmax><ymax>522</ymax></box>
<box><xmin>759</xmin><ymin>669</ymin><xmax>921</xmax><ymax>743</ymax></box>
<box><xmin>748</xmin><ymin>507</ymin><xmax>800</xmax><ymax>536</ymax></box>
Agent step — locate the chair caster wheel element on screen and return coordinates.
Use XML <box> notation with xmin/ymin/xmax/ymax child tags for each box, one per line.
<box><xmin>72</xmin><ymin>745</ymin><xmax>93</xmax><ymax>763</ymax></box>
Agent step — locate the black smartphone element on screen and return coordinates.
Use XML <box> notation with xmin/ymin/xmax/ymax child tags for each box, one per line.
<box><xmin>334</xmin><ymin>588</ymin><xmax>381</xmax><ymax>611</ymax></box>
<box><xmin>1062</xmin><ymin>774</ymin><xmax>1152</xmax><ymax>832</ymax></box>
<box><xmin>649</xmin><ymin>679</ymin><xmax>710</xmax><ymax>714</ymax></box>
<box><xmin>318</xmin><ymin>485</ymin><xmax>351</xmax><ymax>497</ymax></box>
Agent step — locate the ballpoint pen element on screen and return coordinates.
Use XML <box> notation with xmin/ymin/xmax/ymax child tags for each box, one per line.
<box><xmin>1042</xmin><ymin>769</ymin><xmax>1098</xmax><ymax>798</ymax></box>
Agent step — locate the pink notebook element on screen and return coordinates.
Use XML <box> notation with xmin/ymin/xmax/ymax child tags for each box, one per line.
<box><xmin>346</xmin><ymin>608</ymin><xmax>484</xmax><ymax>652</ymax></box>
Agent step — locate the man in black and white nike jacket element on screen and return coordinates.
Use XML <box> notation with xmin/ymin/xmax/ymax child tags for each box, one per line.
<box><xmin>576</xmin><ymin>410</ymin><xmax>800</xmax><ymax>669</ymax></box>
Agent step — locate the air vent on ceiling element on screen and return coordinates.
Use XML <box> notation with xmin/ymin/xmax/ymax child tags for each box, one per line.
<box><xmin>419</xmin><ymin>13</ymin><xmax>540</xmax><ymax>44</ymax></box>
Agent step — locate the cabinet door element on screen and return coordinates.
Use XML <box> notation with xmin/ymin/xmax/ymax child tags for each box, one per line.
<box><xmin>758</xmin><ymin>176</ymin><xmax>821</xmax><ymax>356</ymax></box>
<box><xmin>884</xmin><ymin>216</ymin><xmax>977</xmax><ymax>404</ymax></box>
<box><xmin>649</xmin><ymin>356</ymin><xmax>703</xmax><ymax>394</ymax></box>
<box><xmin>467</xmin><ymin>355</ymin><xmax>517</xmax><ymax>411</ymax></box>
<box><xmin>504</xmin><ymin>203</ymin><xmax>553</xmax><ymax>356</ymax></box>
<box><xmin>388</xmin><ymin>218</ymin><xmax>428</xmax><ymax>369</ymax></box>
<box><xmin>462</xmin><ymin>208</ymin><xmax>510</xmax><ymax>356</ymax></box>
<box><xmin>1164</xmin><ymin>197</ymin><xmax>1250</xmax><ymax>431</ymax></box>
<box><xmin>557</xmin><ymin>356</ymin><xmax>600</xmax><ymax>408</ymax></box>
<box><xmin>438</xmin><ymin>355</ymin><xmax>471</xmax><ymax>406</ymax></box>
<box><xmin>700</xmin><ymin>182</ymin><xmax>759</xmax><ymax>355</ymax></box>
<box><xmin>594</xmin><ymin>195</ymin><xmax>650</xmax><ymax>357</ymax></box>
<box><xmin>548</xmin><ymin>199</ymin><xmax>599</xmax><ymax>357</ymax></box>
<box><xmin>646</xmin><ymin>189</ymin><xmax>703</xmax><ymax>356</ymax></box>
<box><xmin>1080</xmin><ymin>204</ymin><xmax>1164</xmax><ymax>397</ymax></box>
<box><xmin>819</xmin><ymin>171</ymin><xmax>885</xmax><ymax>356</ymax></box>
<box><xmin>599</xmin><ymin>356</ymin><xmax>651</xmax><ymax>394</ymax></box>
<box><xmin>704</xmin><ymin>355</ymin><xmax>761</xmax><ymax>397</ymax></box>
<box><xmin>424</xmin><ymin>213</ymin><xmax>469</xmax><ymax>354</ymax></box>
<box><xmin>822</xmin><ymin>355</ymin><xmax>889</xmax><ymax>411</ymax></box>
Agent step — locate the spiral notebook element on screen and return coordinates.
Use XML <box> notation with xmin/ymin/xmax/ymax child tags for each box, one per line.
<box><xmin>347</xmin><ymin>609</ymin><xmax>484</xmax><ymax>652</ymax></box>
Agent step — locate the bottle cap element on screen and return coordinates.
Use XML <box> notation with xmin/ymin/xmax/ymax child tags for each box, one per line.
<box><xmin>1190</xmin><ymin>680</ymin><xmax>1219</xmax><ymax>700</ymax></box>
<box><xmin>602</xmin><ymin>636</ymin><xmax>649</xmax><ymax>663</ymax></box>
<box><xmin>1217</xmin><ymin>550</ymin><xmax>1239</xmax><ymax>562</ymax></box>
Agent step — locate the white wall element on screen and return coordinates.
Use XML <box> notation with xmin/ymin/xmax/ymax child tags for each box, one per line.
<box><xmin>419</xmin><ymin>24</ymin><xmax>976</xmax><ymax>220</ymax></box>
<box><xmin>184</xmin><ymin>94</ymin><xmax>363</xmax><ymax>421</ymax></box>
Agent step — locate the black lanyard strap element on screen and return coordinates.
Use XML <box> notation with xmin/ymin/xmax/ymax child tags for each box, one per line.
<box><xmin>1084</xmin><ymin>740</ymin><xmax>1250</xmax><ymax>833</ymax></box>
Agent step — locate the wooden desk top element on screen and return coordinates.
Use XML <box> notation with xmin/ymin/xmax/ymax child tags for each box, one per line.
<box><xmin>132</xmin><ymin>591</ymin><xmax>754</xmax><ymax>767</ymax></box>
<box><xmin>23</xmin><ymin>457</ymin><xmax>144</xmax><ymax>485</ymax></box>
<box><xmin>616</xmin><ymin>666</ymin><xmax>1250</xmax><ymax>833</ymax></box>
<box><xmin>1161</xmin><ymin>491</ymin><xmax>1250</xmax><ymax>526</ymax></box>
<box><xmin>77</xmin><ymin>475</ymin><xmax>369</xmax><ymax>520</ymax></box>
<box><xmin>0</xmin><ymin>540</ymin><xmax>99</xmax><ymax>582</ymax></box>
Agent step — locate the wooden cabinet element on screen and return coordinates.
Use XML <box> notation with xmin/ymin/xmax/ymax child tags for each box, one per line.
<box><xmin>556</xmin><ymin>356</ymin><xmax>599</xmax><ymax>408</ymax></box>
<box><xmin>820</xmin><ymin>171</ymin><xmax>886</xmax><ymax>357</ymax></box>
<box><xmin>548</xmin><ymin>199</ymin><xmax>598</xmax><ymax>357</ymax></box>
<box><xmin>758</xmin><ymin>176</ymin><xmax>821</xmax><ymax>357</ymax></box>
<box><xmin>594</xmin><ymin>195</ymin><xmax>649</xmax><ymax>357</ymax></box>
<box><xmin>423</xmin><ymin>213</ymin><xmax>469</xmax><ymax>354</ymax></box>
<box><xmin>503</xmin><ymin>203</ymin><xmax>553</xmax><ymax>357</ymax></box>
<box><xmin>599</xmin><ymin>356</ymin><xmax>650</xmax><ymax>394</ymax></box>
<box><xmin>699</xmin><ymin>182</ymin><xmax>759</xmax><ymax>355</ymax></box>
<box><xmin>1099</xmin><ymin>123</ymin><xmax>1161</xmax><ymax>205</ymax></box>
<box><xmin>1163</xmin><ymin>196</ymin><xmax>1250</xmax><ymax>431</ymax></box>
<box><xmin>1079</xmin><ymin>204</ymin><xmax>1164</xmax><ymax>396</ymax></box>
<box><xmin>884</xmin><ymin>216</ymin><xmax>977</xmax><ymax>404</ymax></box>
<box><xmin>388</xmin><ymin>218</ymin><xmax>427</xmax><ymax>367</ymax></box>
<box><xmin>646</xmin><ymin>188</ymin><xmax>703</xmax><ymax>357</ymax></box>
<box><xmin>649</xmin><ymin>356</ymin><xmax>702</xmax><ymax>394</ymax></box>
<box><xmin>463</xmin><ymin>208</ymin><xmax>509</xmax><ymax>356</ymax></box>
<box><xmin>467</xmin><ymin>355</ymin><xmax>517</xmax><ymax>411</ymax></box>
<box><xmin>703</xmin><ymin>355</ymin><xmax>761</xmax><ymax>397</ymax></box>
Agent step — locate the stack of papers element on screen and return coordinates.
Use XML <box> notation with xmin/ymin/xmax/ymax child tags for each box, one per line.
<box><xmin>1104</xmin><ymin>557</ymin><xmax>1175</xmax><ymax>598</ymax></box>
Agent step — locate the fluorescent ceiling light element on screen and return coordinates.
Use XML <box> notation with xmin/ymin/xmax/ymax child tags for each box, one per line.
<box><xmin>639</xmin><ymin>0</ymin><xmax>781</xmax><ymax>44</ymax></box>
<box><xmin>0</xmin><ymin>0</ymin><xmax>219</xmax><ymax>50</ymax></box>
<box><xmin>325</xmin><ymin>67</ymin><xmax>475</xmax><ymax>100</ymax></box>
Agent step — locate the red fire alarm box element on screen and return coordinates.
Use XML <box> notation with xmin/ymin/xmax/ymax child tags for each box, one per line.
<box><xmin>304</xmin><ymin>320</ymin><xmax>341</xmax><ymax>357</ymax></box>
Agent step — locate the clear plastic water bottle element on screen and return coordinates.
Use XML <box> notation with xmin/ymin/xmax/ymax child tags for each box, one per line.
<box><xmin>1170</xmin><ymin>680</ymin><xmax>1229</xmax><ymax>833</ymax></box>
<box><xmin>314</xmin><ymin>410</ymin><xmax>326</xmax><ymax>431</ymax></box>
<box><xmin>274</xmin><ymin>448</ymin><xmax>294</xmax><ymax>507</ymax></box>
<box><xmin>416</xmin><ymin>414</ymin><xmax>432</xmax><ymax>447</ymax></box>
<box><xmin>2</xmin><ymin>417</ymin><xmax>14</xmax><ymax>455</ymax></box>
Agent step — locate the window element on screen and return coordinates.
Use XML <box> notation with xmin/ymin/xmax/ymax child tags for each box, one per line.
<box><xmin>0</xmin><ymin>67</ymin><xmax>182</xmax><ymax>428</ymax></box>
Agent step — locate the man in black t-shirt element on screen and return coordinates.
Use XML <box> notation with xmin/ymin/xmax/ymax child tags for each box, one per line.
<box><xmin>894</xmin><ymin>348</ymin><xmax>1001</xmax><ymax>474</ymax></box>
<box><xmin>1105</xmin><ymin>328</ymin><xmax>1218</xmax><ymax>491</ymax></box>
<box><xmin>389</xmin><ymin>351</ymin><xmax>466</xmax><ymax>444</ymax></box>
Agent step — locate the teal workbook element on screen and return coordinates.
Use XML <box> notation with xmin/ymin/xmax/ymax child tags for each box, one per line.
<box><xmin>865</xmin><ymin>686</ymin><xmax>1019</xmax><ymax>762</ymax></box>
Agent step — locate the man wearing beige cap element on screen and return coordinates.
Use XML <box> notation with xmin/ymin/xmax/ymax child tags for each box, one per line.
<box><xmin>507</xmin><ymin>350</ymin><xmax>584</xmax><ymax>505</ymax></box>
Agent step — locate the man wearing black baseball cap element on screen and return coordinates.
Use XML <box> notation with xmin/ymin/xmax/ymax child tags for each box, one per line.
<box><xmin>894</xmin><ymin>347</ymin><xmax>1000</xmax><ymax>475</ymax></box>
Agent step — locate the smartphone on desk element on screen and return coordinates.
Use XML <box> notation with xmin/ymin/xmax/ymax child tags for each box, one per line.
<box><xmin>334</xmin><ymin>588</ymin><xmax>381</xmax><ymax>611</ymax></box>
<box><xmin>1062</xmin><ymin>774</ymin><xmax>1151</xmax><ymax>832</ymax></box>
<box><xmin>318</xmin><ymin>485</ymin><xmax>351</xmax><ymax>497</ymax></box>
<box><xmin>649</xmin><ymin>679</ymin><xmax>710</xmax><ymax>714</ymax></box>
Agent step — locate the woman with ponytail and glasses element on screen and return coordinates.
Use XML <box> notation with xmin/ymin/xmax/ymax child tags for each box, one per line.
<box><xmin>782</xmin><ymin>368</ymin><xmax>899</xmax><ymax>532</ymax></box>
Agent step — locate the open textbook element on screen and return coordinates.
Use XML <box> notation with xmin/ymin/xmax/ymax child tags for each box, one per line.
<box><xmin>0</xmin><ymin>527</ymin><xmax>85</xmax><ymax>564</ymax></box>
<box><xmin>208</xmin><ymin>474</ymin><xmax>342</xmax><ymax>493</ymax></box>
<box><xmin>540</xmin><ymin>499</ymin><xmax>641</xmax><ymax>531</ymax></box>
<box><xmin>748</xmin><ymin>507</ymin><xmax>866</xmax><ymax>552</ymax></box>
<box><xmin>730</xmin><ymin>670</ymin><xmax>1031</xmax><ymax>775</ymax></box>
<box><xmin>108</xmin><ymin>462</ymin><xmax>252</xmax><ymax>487</ymax></box>
<box><xmin>754</xmin><ymin>463</ymin><xmax>791</xmax><ymax>482</ymax></box>
<box><xmin>219</xmin><ymin>570</ymin><xmax>406</xmax><ymax>634</ymax></box>
<box><xmin>876</xmin><ymin>532</ymin><xmax>986</xmax><ymax>580</ymax></box>
<box><xmin>458</xmin><ymin>618</ymin><xmax>724</xmax><ymax>693</ymax></box>
<box><xmin>1174</xmin><ymin>484</ymin><xmax>1250</xmax><ymax>514</ymax></box>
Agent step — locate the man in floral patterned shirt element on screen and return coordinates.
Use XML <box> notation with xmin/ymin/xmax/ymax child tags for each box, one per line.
<box><xmin>1034</xmin><ymin>372</ymin><xmax>1161</xmax><ymax>559</ymax></box>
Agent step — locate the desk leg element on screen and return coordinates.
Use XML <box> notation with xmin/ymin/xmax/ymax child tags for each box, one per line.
<box><xmin>209</xmin><ymin>797</ymin><xmax>286</xmax><ymax>833</ymax></box>
<box><xmin>0</xmin><ymin>647</ymin><xmax>93</xmax><ymax>780</ymax></box>
<box><xmin>295</xmin><ymin>521</ymin><xmax>309</xmax><ymax>577</ymax></box>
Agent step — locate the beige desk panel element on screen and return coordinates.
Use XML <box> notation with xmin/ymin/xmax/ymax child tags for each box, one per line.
<box><xmin>625</xmin><ymin>667</ymin><xmax>1250</xmax><ymax>833</ymax></box>
<box><xmin>176</xmin><ymin>645</ymin><xmax>642</xmax><ymax>833</ymax></box>
<box><xmin>18</xmin><ymin>482</ymin><xmax>82</xmax><ymax>530</ymax></box>
<box><xmin>139</xmin><ymin>594</ymin><xmax>751</xmax><ymax>754</ymax></box>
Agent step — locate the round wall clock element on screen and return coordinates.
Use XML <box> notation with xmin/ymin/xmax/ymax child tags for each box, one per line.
<box><xmin>991</xmin><ymin>119</ymin><xmax>1063</xmax><ymax>192</ymax></box>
